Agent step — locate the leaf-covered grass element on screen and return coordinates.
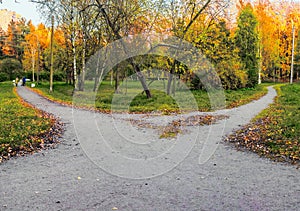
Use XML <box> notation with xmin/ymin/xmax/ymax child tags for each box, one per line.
<box><xmin>31</xmin><ymin>80</ymin><xmax>267</xmax><ymax>113</ymax></box>
<box><xmin>0</xmin><ymin>82</ymin><xmax>61</xmax><ymax>163</ymax></box>
<box><xmin>127</xmin><ymin>114</ymin><xmax>228</xmax><ymax>139</ymax></box>
<box><xmin>225</xmin><ymin>84</ymin><xmax>268</xmax><ymax>108</ymax></box>
<box><xmin>159</xmin><ymin>115</ymin><xmax>229</xmax><ymax>139</ymax></box>
<box><xmin>225</xmin><ymin>83</ymin><xmax>300</xmax><ymax>165</ymax></box>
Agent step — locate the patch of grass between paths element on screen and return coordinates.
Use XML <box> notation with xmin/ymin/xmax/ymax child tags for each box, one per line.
<box><xmin>30</xmin><ymin>81</ymin><xmax>268</xmax><ymax>113</ymax></box>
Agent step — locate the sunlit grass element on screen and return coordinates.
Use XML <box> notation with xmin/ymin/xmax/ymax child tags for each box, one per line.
<box><xmin>31</xmin><ymin>80</ymin><xmax>267</xmax><ymax>113</ymax></box>
<box><xmin>0</xmin><ymin>82</ymin><xmax>54</xmax><ymax>162</ymax></box>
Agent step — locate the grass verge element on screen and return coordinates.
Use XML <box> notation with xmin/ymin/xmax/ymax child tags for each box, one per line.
<box><xmin>29</xmin><ymin>81</ymin><xmax>268</xmax><ymax>113</ymax></box>
<box><xmin>225</xmin><ymin>83</ymin><xmax>300</xmax><ymax>166</ymax></box>
<box><xmin>0</xmin><ymin>82</ymin><xmax>63</xmax><ymax>163</ymax></box>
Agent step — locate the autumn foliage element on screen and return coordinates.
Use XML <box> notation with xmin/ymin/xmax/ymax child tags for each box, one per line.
<box><xmin>0</xmin><ymin>0</ymin><xmax>299</xmax><ymax>90</ymax></box>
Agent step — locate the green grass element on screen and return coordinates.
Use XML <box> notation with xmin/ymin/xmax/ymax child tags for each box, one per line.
<box><xmin>30</xmin><ymin>80</ymin><xmax>267</xmax><ymax>113</ymax></box>
<box><xmin>254</xmin><ymin>83</ymin><xmax>300</xmax><ymax>141</ymax></box>
<box><xmin>225</xmin><ymin>84</ymin><xmax>268</xmax><ymax>108</ymax></box>
<box><xmin>0</xmin><ymin>82</ymin><xmax>54</xmax><ymax>162</ymax></box>
<box><xmin>31</xmin><ymin>82</ymin><xmax>74</xmax><ymax>103</ymax></box>
<box><xmin>267</xmin><ymin>84</ymin><xmax>300</xmax><ymax>143</ymax></box>
<box><xmin>226</xmin><ymin>83</ymin><xmax>300</xmax><ymax>164</ymax></box>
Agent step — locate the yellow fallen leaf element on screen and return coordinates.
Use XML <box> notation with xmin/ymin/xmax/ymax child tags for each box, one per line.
<box><xmin>77</xmin><ymin>176</ymin><xmax>81</xmax><ymax>180</ymax></box>
<box><xmin>112</xmin><ymin>207</ymin><xmax>118</xmax><ymax>210</ymax></box>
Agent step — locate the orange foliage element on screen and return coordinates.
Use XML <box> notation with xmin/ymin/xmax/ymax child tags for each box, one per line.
<box><xmin>253</xmin><ymin>0</ymin><xmax>300</xmax><ymax>80</ymax></box>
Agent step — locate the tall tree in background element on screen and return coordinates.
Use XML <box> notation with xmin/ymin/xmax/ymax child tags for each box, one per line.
<box><xmin>161</xmin><ymin>0</ymin><xmax>230</xmax><ymax>94</ymax></box>
<box><xmin>58</xmin><ymin>0</ymin><xmax>80</xmax><ymax>87</ymax></box>
<box><xmin>165</xmin><ymin>0</ymin><xmax>212</xmax><ymax>95</ymax></box>
<box><xmin>0</xmin><ymin>27</ymin><xmax>5</xmax><ymax>58</ymax></box>
<box><xmin>194</xmin><ymin>20</ymin><xmax>246</xmax><ymax>89</ymax></box>
<box><xmin>2</xmin><ymin>18</ymin><xmax>28</xmax><ymax>63</ymax></box>
<box><xmin>91</xmin><ymin>0</ymin><xmax>153</xmax><ymax>98</ymax></box>
<box><xmin>234</xmin><ymin>3</ymin><xmax>259</xmax><ymax>87</ymax></box>
<box><xmin>23</xmin><ymin>22</ymin><xmax>38</xmax><ymax>82</ymax></box>
<box><xmin>76</xmin><ymin>0</ymin><xmax>99</xmax><ymax>91</ymax></box>
<box><xmin>23</xmin><ymin>22</ymin><xmax>49</xmax><ymax>83</ymax></box>
<box><xmin>254</xmin><ymin>0</ymin><xmax>280</xmax><ymax>81</ymax></box>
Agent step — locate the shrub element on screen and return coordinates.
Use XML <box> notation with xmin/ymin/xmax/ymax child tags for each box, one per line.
<box><xmin>53</xmin><ymin>72</ymin><xmax>65</xmax><ymax>81</ymax></box>
<box><xmin>190</xmin><ymin>61</ymin><xmax>247</xmax><ymax>90</ymax></box>
<box><xmin>217</xmin><ymin>61</ymin><xmax>247</xmax><ymax>90</ymax></box>
<box><xmin>0</xmin><ymin>72</ymin><xmax>9</xmax><ymax>82</ymax></box>
<box><xmin>39</xmin><ymin>71</ymin><xmax>50</xmax><ymax>81</ymax></box>
<box><xmin>0</xmin><ymin>58</ymin><xmax>23</xmax><ymax>80</ymax></box>
<box><xmin>36</xmin><ymin>71</ymin><xmax>65</xmax><ymax>82</ymax></box>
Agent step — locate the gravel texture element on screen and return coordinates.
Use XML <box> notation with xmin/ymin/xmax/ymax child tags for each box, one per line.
<box><xmin>0</xmin><ymin>86</ymin><xmax>299</xmax><ymax>210</ymax></box>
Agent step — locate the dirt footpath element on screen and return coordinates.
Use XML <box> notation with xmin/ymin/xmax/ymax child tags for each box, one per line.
<box><xmin>0</xmin><ymin>86</ymin><xmax>299</xmax><ymax>210</ymax></box>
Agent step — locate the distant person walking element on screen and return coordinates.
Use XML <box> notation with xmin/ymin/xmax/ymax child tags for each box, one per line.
<box><xmin>22</xmin><ymin>76</ymin><xmax>26</xmax><ymax>86</ymax></box>
<box><xmin>15</xmin><ymin>77</ymin><xmax>19</xmax><ymax>87</ymax></box>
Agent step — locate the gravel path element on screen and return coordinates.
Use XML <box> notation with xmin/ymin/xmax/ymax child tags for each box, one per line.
<box><xmin>0</xmin><ymin>86</ymin><xmax>299</xmax><ymax>210</ymax></box>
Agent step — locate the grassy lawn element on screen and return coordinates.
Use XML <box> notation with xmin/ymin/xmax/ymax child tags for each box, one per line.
<box><xmin>30</xmin><ymin>80</ymin><xmax>268</xmax><ymax>113</ymax></box>
<box><xmin>225</xmin><ymin>84</ymin><xmax>269</xmax><ymax>108</ymax></box>
<box><xmin>226</xmin><ymin>83</ymin><xmax>300</xmax><ymax>165</ymax></box>
<box><xmin>0</xmin><ymin>82</ymin><xmax>59</xmax><ymax>163</ymax></box>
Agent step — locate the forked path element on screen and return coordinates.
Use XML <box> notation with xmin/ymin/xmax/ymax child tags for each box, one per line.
<box><xmin>0</xmin><ymin>86</ymin><xmax>299</xmax><ymax>210</ymax></box>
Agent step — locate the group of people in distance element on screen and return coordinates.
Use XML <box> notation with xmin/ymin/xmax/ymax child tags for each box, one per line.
<box><xmin>15</xmin><ymin>76</ymin><xmax>26</xmax><ymax>87</ymax></box>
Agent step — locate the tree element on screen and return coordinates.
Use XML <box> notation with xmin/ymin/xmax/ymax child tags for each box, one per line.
<box><xmin>234</xmin><ymin>3</ymin><xmax>259</xmax><ymax>87</ymax></box>
<box><xmin>0</xmin><ymin>58</ymin><xmax>22</xmax><ymax>80</ymax></box>
<box><xmin>2</xmin><ymin>18</ymin><xmax>28</xmax><ymax>63</ymax></box>
<box><xmin>89</xmin><ymin>0</ymin><xmax>153</xmax><ymax>98</ymax></box>
<box><xmin>254</xmin><ymin>0</ymin><xmax>281</xmax><ymax>81</ymax></box>
<box><xmin>156</xmin><ymin>0</ymin><xmax>230</xmax><ymax>94</ymax></box>
<box><xmin>32</xmin><ymin>0</ymin><xmax>109</xmax><ymax>91</ymax></box>
<box><xmin>57</xmin><ymin>0</ymin><xmax>81</xmax><ymax>87</ymax></box>
<box><xmin>22</xmin><ymin>22</ymin><xmax>49</xmax><ymax>83</ymax></box>
<box><xmin>194</xmin><ymin>20</ymin><xmax>246</xmax><ymax>89</ymax></box>
<box><xmin>0</xmin><ymin>27</ymin><xmax>5</xmax><ymax>58</ymax></box>
<box><xmin>164</xmin><ymin>0</ymin><xmax>212</xmax><ymax>95</ymax></box>
<box><xmin>76</xmin><ymin>0</ymin><xmax>101</xmax><ymax>91</ymax></box>
<box><xmin>30</xmin><ymin>0</ymin><xmax>57</xmax><ymax>92</ymax></box>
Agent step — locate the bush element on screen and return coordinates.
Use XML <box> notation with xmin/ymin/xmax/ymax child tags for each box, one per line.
<box><xmin>217</xmin><ymin>61</ymin><xmax>247</xmax><ymax>90</ymax></box>
<box><xmin>53</xmin><ymin>72</ymin><xmax>65</xmax><ymax>81</ymax></box>
<box><xmin>190</xmin><ymin>61</ymin><xmax>247</xmax><ymax>90</ymax></box>
<box><xmin>24</xmin><ymin>72</ymin><xmax>33</xmax><ymax>81</ymax></box>
<box><xmin>37</xmin><ymin>71</ymin><xmax>65</xmax><ymax>82</ymax></box>
<box><xmin>191</xmin><ymin>74</ymin><xmax>204</xmax><ymax>90</ymax></box>
<box><xmin>0</xmin><ymin>72</ymin><xmax>9</xmax><ymax>82</ymax></box>
<box><xmin>39</xmin><ymin>71</ymin><xmax>50</xmax><ymax>81</ymax></box>
<box><xmin>0</xmin><ymin>58</ymin><xmax>23</xmax><ymax>80</ymax></box>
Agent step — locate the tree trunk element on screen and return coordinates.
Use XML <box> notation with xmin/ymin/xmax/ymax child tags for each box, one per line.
<box><xmin>37</xmin><ymin>42</ymin><xmax>40</xmax><ymax>84</ymax></box>
<box><xmin>93</xmin><ymin>50</ymin><xmax>105</xmax><ymax>92</ymax></box>
<box><xmin>79</xmin><ymin>32</ymin><xmax>86</xmax><ymax>91</ymax></box>
<box><xmin>129</xmin><ymin>58</ymin><xmax>151</xmax><ymax>98</ymax></box>
<box><xmin>72</xmin><ymin>34</ymin><xmax>78</xmax><ymax>90</ymax></box>
<box><xmin>31</xmin><ymin>48</ymin><xmax>35</xmax><ymax>82</ymax></box>
<box><xmin>49</xmin><ymin>15</ymin><xmax>54</xmax><ymax>92</ymax></box>
<box><xmin>167</xmin><ymin>60</ymin><xmax>177</xmax><ymax>95</ymax></box>
<box><xmin>114</xmin><ymin>68</ymin><xmax>120</xmax><ymax>93</ymax></box>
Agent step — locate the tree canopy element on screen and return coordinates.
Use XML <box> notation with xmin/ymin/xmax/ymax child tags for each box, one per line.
<box><xmin>0</xmin><ymin>0</ymin><xmax>299</xmax><ymax>91</ymax></box>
